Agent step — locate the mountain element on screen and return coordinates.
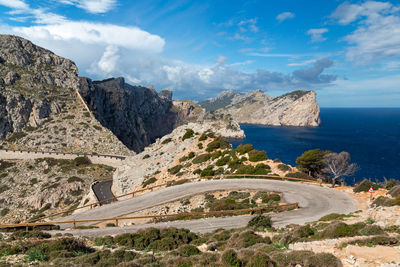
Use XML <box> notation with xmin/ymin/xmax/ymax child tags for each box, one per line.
<box><xmin>199</xmin><ymin>89</ymin><xmax>321</xmax><ymax>126</ymax></box>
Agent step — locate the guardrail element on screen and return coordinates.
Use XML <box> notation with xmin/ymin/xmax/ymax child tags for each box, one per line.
<box><xmin>0</xmin><ymin>203</ymin><xmax>299</xmax><ymax>231</ymax></box>
<box><xmin>25</xmin><ymin>174</ymin><xmax>318</xmax><ymax>223</ymax></box>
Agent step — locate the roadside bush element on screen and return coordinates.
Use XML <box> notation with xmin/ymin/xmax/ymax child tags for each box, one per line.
<box><xmin>246</xmin><ymin>252</ymin><xmax>276</xmax><ymax>267</ymax></box>
<box><xmin>73</xmin><ymin>156</ymin><xmax>91</xmax><ymax>166</ymax></box>
<box><xmin>248</xmin><ymin>150</ymin><xmax>267</xmax><ymax>162</ymax></box>
<box><xmin>229</xmin><ymin>231</ymin><xmax>271</xmax><ymax>248</ymax></box>
<box><xmin>285</xmin><ymin>172</ymin><xmax>312</xmax><ymax>179</ymax></box>
<box><xmin>247</xmin><ymin>215</ymin><xmax>272</xmax><ymax>229</ymax></box>
<box><xmin>26</xmin><ymin>248</ymin><xmax>47</xmax><ymax>262</ymax></box>
<box><xmin>319</xmin><ymin>213</ymin><xmax>353</xmax><ymax>221</ymax></box>
<box><xmin>201</xmin><ymin>166</ymin><xmax>215</xmax><ymax>177</ymax></box>
<box><xmin>236</xmin><ymin>165</ymin><xmax>255</xmax><ymax>175</ymax></box>
<box><xmin>206</xmin><ymin>136</ymin><xmax>231</xmax><ymax>152</ymax></box>
<box><xmin>372</xmin><ymin>196</ymin><xmax>399</xmax><ymax>207</ymax></box>
<box><xmin>235</xmin><ymin>144</ymin><xmax>254</xmax><ymax>155</ymax></box>
<box><xmin>360</xmin><ymin>225</ymin><xmax>385</xmax><ymax>236</ymax></box>
<box><xmin>182</xmin><ymin>129</ymin><xmax>195</xmax><ymax>141</ymax></box>
<box><xmin>318</xmin><ymin>222</ymin><xmax>364</xmax><ymax>239</ymax></box>
<box><xmin>192</xmin><ymin>153</ymin><xmax>211</xmax><ymax>164</ymax></box>
<box><xmin>216</xmin><ymin>156</ymin><xmax>230</xmax><ymax>166</ymax></box>
<box><xmin>353</xmin><ymin>179</ymin><xmax>380</xmax><ymax>193</ymax></box>
<box><xmin>10</xmin><ymin>231</ymin><xmax>51</xmax><ymax>240</ymax></box>
<box><xmin>193</xmin><ymin>169</ymin><xmax>201</xmax><ymax>175</ymax></box>
<box><xmin>277</xmin><ymin>164</ymin><xmax>291</xmax><ymax>172</ymax></box>
<box><xmin>168</xmin><ymin>165</ymin><xmax>183</xmax><ymax>175</ymax></box>
<box><xmin>142</xmin><ymin>177</ymin><xmax>157</xmax><ymax>187</ymax></box>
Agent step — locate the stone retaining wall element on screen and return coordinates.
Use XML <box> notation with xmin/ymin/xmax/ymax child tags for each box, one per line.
<box><xmin>0</xmin><ymin>149</ymin><xmax>125</xmax><ymax>167</ymax></box>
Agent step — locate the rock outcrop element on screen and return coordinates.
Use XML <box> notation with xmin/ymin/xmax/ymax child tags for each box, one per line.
<box><xmin>199</xmin><ymin>89</ymin><xmax>321</xmax><ymax>126</ymax></box>
<box><xmin>79</xmin><ymin>77</ymin><xmax>178</xmax><ymax>153</ymax></box>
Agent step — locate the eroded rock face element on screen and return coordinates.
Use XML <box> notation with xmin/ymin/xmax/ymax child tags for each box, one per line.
<box><xmin>200</xmin><ymin>90</ymin><xmax>321</xmax><ymax>126</ymax></box>
<box><xmin>79</xmin><ymin>77</ymin><xmax>178</xmax><ymax>153</ymax></box>
<box><xmin>0</xmin><ymin>35</ymin><xmax>78</xmax><ymax>139</ymax></box>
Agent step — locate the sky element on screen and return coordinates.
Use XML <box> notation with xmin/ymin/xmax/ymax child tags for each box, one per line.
<box><xmin>0</xmin><ymin>0</ymin><xmax>399</xmax><ymax>107</ymax></box>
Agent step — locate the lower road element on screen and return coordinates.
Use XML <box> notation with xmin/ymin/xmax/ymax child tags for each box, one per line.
<box><xmin>55</xmin><ymin>179</ymin><xmax>356</xmax><ymax>236</ymax></box>
<box><xmin>92</xmin><ymin>180</ymin><xmax>115</xmax><ymax>205</ymax></box>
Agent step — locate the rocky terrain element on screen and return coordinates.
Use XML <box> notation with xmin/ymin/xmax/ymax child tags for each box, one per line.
<box><xmin>199</xmin><ymin>89</ymin><xmax>321</xmax><ymax>126</ymax></box>
<box><xmin>0</xmin><ymin>157</ymin><xmax>115</xmax><ymax>224</ymax></box>
<box><xmin>0</xmin><ymin>35</ymin><xmax>132</xmax><ymax>155</ymax></box>
<box><xmin>112</xmin><ymin>122</ymin><xmax>293</xmax><ymax>196</ymax></box>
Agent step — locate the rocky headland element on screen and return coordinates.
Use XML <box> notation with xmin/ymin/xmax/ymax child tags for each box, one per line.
<box><xmin>199</xmin><ymin>89</ymin><xmax>321</xmax><ymax>126</ymax></box>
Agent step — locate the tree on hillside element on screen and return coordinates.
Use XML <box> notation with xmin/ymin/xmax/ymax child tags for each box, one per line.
<box><xmin>321</xmin><ymin>151</ymin><xmax>359</xmax><ymax>188</ymax></box>
<box><xmin>296</xmin><ymin>149</ymin><xmax>331</xmax><ymax>177</ymax></box>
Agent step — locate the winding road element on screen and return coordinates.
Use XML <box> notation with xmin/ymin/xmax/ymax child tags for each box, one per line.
<box><xmin>92</xmin><ymin>180</ymin><xmax>116</xmax><ymax>205</ymax></box>
<box><xmin>53</xmin><ymin>179</ymin><xmax>356</xmax><ymax>236</ymax></box>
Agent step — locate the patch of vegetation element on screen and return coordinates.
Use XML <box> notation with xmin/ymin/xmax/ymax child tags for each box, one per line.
<box><xmin>206</xmin><ymin>136</ymin><xmax>231</xmax><ymax>152</ymax></box>
<box><xmin>295</xmin><ymin>148</ymin><xmax>331</xmax><ymax>177</ymax></box>
<box><xmin>0</xmin><ymin>160</ymin><xmax>16</xmax><ymax>172</ymax></box>
<box><xmin>168</xmin><ymin>165</ymin><xmax>183</xmax><ymax>175</ymax></box>
<box><xmin>344</xmin><ymin>236</ymin><xmax>399</xmax><ymax>247</ymax></box>
<box><xmin>192</xmin><ymin>153</ymin><xmax>211</xmax><ymax>164</ymax></box>
<box><xmin>353</xmin><ymin>179</ymin><xmax>380</xmax><ymax>193</ymax></box>
<box><xmin>73</xmin><ymin>156</ymin><xmax>91</xmax><ymax>166</ymax></box>
<box><xmin>200</xmin><ymin>166</ymin><xmax>215</xmax><ymax>177</ymax></box>
<box><xmin>248</xmin><ymin>215</ymin><xmax>272</xmax><ymax>229</ymax></box>
<box><xmin>67</xmin><ymin>176</ymin><xmax>84</xmax><ymax>183</ymax></box>
<box><xmin>182</xmin><ymin>129</ymin><xmax>194</xmax><ymax>141</ymax></box>
<box><xmin>248</xmin><ymin>150</ymin><xmax>268</xmax><ymax>162</ymax></box>
<box><xmin>142</xmin><ymin>177</ymin><xmax>157</xmax><ymax>187</ymax></box>
<box><xmin>319</xmin><ymin>213</ymin><xmax>354</xmax><ymax>221</ymax></box>
<box><xmin>235</xmin><ymin>144</ymin><xmax>254</xmax><ymax>155</ymax></box>
<box><xmin>216</xmin><ymin>156</ymin><xmax>230</xmax><ymax>166</ymax></box>
<box><xmin>0</xmin><ymin>185</ymin><xmax>10</xmax><ymax>193</ymax></box>
<box><xmin>388</xmin><ymin>185</ymin><xmax>400</xmax><ymax>198</ymax></box>
<box><xmin>179</xmin><ymin>152</ymin><xmax>196</xmax><ymax>162</ymax></box>
<box><xmin>142</xmin><ymin>154</ymin><xmax>150</xmax><ymax>159</ymax></box>
<box><xmin>285</xmin><ymin>172</ymin><xmax>312</xmax><ymax>179</ymax></box>
<box><xmin>277</xmin><ymin>164</ymin><xmax>291</xmax><ymax>172</ymax></box>
<box><xmin>0</xmin><ymin>208</ymin><xmax>9</xmax><ymax>216</ymax></box>
<box><xmin>372</xmin><ymin>196</ymin><xmax>400</xmax><ymax>207</ymax></box>
<box><xmin>5</xmin><ymin>131</ymin><xmax>27</xmax><ymax>143</ymax></box>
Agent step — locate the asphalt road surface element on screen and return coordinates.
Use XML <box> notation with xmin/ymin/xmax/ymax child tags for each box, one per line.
<box><xmin>53</xmin><ymin>179</ymin><xmax>356</xmax><ymax>236</ymax></box>
<box><xmin>92</xmin><ymin>180</ymin><xmax>115</xmax><ymax>205</ymax></box>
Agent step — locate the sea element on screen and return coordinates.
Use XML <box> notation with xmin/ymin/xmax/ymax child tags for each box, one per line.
<box><xmin>230</xmin><ymin>108</ymin><xmax>400</xmax><ymax>185</ymax></box>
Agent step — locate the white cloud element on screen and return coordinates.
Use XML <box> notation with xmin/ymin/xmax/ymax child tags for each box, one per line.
<box><xmin>0</xmin><ymin>0</ymin><xmax>28</xmax><ymax>9</ymax></box>
<box><xmin>307</xmin><ymin>28</ymin><xmax>328</xmax><ymax>42</ymax></box>
<box><xmin>12</xmin><ymin>21</ymin><xmax>165</xmax><ymax>53</ymax></box>
<box><xmin>58</xmin><ymin>0</ymin><xmax>117</xmax><ymax>13</ymax></box>
<box><xmin>332</xmin><ymin>1</ymin><xmax>400</xmax><ymax>65</ymax></box>
<box><xmin>97</xmin><ymin>45</ymin><xmax>119</xmax><ymax>73</ymax></box>
<box><xmin>276</xmin><ymin>12</ymin><xmax>295</xmax><ymax>22</ymax></box>
<box><xmin>287</xmin><ymin>59</ymin><xmax>316</xmax><ymax>67</ymax></box>
<box><xmin>238</xmin><ymin>18</ymin><xmax>259</xmax><ymax>32</ymax></box>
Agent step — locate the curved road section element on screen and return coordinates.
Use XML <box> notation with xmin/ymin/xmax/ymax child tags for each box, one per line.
<box><xmin>57</xmin><ymin>179</ymin><xmax>356</xmax><ymax>236</ymax></box>
<box><xmin>92</xmin><ymin>180</ymin><xmax>116</xmax><ymax>205</ymax></box>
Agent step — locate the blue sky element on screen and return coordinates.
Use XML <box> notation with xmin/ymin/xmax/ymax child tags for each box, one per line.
<box><xmin>0</xmin><ymin>0</ymin><xmax>399</xmax><ymax>107</ymax></box>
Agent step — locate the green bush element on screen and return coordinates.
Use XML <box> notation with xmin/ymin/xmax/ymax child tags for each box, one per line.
<box><xmin>385</xmin><ymin>180</ymin><xmax>399</xmax><ymax>190</ymax></box>
<box><xmin>206</xmin><ymin>136</ymin><xmax>231</xmax><ymax>152</ymax></box>
<box><xmin>192</xmin><ymin>153</ymin><xmax>211</xmax><ymax>164</ymax></box>
<box><xmin>182</xmin><ymin>129</ymin><xmax>194</xmax><ymax>141</ymax></box>
<box><xmin>360</xmin><ymin>225</ymin><xmax>385</xmax><ymax>236</ymax></box>
<box><xmin>142</xmin><ymin>154</ymin><xmax>150</xmax><ymax>159</ymax></box>
<box><xmin>25</xmin><ymin>248</ymin><xmax>48</xmax><ymax>262</ymax></box>
<box><xmin>0</xmin><ymin>160</ymin><xmax>16</xmax><ymax>172</ymax></box>
<box><xmin>142</xmin><ymin>177</ymin><xmax>157</xmax><ymax>187</ymax></box>
<box><xmin>277</xmin><ymin>164</ymin><xmax>291</xmax><ymax>172</ymax></box>
<box><xmin>236</xmin><ymin>165</ymin><xmax>255</xmax><ymax>175</ymax></box>
<box><xmin>271</xmin><ymin>251</ymin><xmax>341</xmax><ymax>267</ymax></box>
<box><xmin>285</xmin><ymin>172</ymin><xmax>312</xmax><ymax>179</ymax></box>
<box><xmin>247</xmin><ymin>215</ymin><xmax>272</xmax><ymax>229</ymax></box>
<box><xmin>353</xmin><ymin>179</ymin><xmax>380</xmax><ymax>193</ymax></box>
<box><xmin>198</xmin><ymin>133</ymin><xmax>208</xmax><ymax>141</ymax></box>
<box><xmin>318</xmin><ymin>222</ymin><xmax>363</xmax><ymax>239</ymax></box>
<box><xmin>193</xmin><ymin>169</ymin><xmax>201</xmax><ymax>175</ymax></box>
<box><xmin>73</xmin><ymin>156</ymin><xmax>91</xmax><ymax>166</ymax></box>
<box><xmin>216</xmin><ymin>156</ymin><xmax>230</xmax><ymax>166</ymax></box>
<box><xmin>0</xmin><ymin>185</ymin><xmax>10</xmax><ymax>193</ymax></box>
<box><xmin>246</xmin><ymin>252</ymin><xmax>275</xmax><ymax>267</ymax></box>
<box><xmin>346</xmin><ymin>236</ymin><xmax>399</xmax><ymax>247</ymax></box>
<box><xmin>222</xmin><ymin>249</ymin><xmax>242</xmax><ymax>267</ymax></box>
<box><xmin>5</xmin><ymin>131</ymin><xmax>27</xmax><ymax>143</ymax></box>
<box><xmin>200</xmin><ymin>166</ymin><xmax>215</xmax><ymax>177</ymax></box>
<box><xmin>198</xmin><ymin>143</ymin><xmax>203</xmax><ymax>149</ymax></box>
<box><xmin>235</xmin><ymin>144</ymin><xmax>254</xmax><ymax>155</ymax></box>
<box><xmin>248</xmin><ymin>150</ymin><xmax>268</xmax><ymax>162</ymax></box>
<box><xmin>162</xmin><ymin>138</ymin><xmax>172</xmax><ymax>144</ymax></box>
<box><xmin>319</xmin><ymin>213</ymin><xmax>353</xmax><ymax>221</ymax></box>
<box><xmin>295</xmin><ymin>149</ymin><xmax>331</xmax><ymax>177</ymax></box>
<box><xmin>67</xmin><ymin>176</ymin><xmax>84</xmax><ymax>183</ymax></box>
<box><xmin>179</xmin><ymin>245</ymin><xmax>201</xmax><ymax>257</ymax></box>
<box><xmin>168</xmin><ymin>165</ymin><xmax>183</xmax><ymax>175</ymax></box>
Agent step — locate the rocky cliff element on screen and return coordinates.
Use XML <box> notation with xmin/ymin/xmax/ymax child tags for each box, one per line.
<box><xmin>79</xmin><ymin>77</ymin><xmax>178</xmax><ymax>152</ymax></box>
<box><xmin>199</xmin><ymin>89</ymin><xmax>321</xmax><ymax>126</ymax></box>
<box><xmin>0</xmin><ymin>35</ymin><xmax>132</xmax><ymax>155</ymax></box>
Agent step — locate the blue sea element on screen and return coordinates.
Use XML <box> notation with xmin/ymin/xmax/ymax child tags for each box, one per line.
<box><xmin>230</xmin><ymin>108</ymin><xmax>400</xmax><ymax>184</ymax></box>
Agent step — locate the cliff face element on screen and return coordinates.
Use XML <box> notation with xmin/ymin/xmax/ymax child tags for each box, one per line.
<box><xmin>0</xmin><ymin>35</ymin><xmax>132</xmax><ymax>155</ymax></box>
<box><xmin>79</xmin><ymin>77</ymin><xmax>178</xmax><ymax>152</ymax></box>
<box><xmin>199</xmin><ymin>90</ymin><xmax>321</xmax><ymax>126</ymax></box>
